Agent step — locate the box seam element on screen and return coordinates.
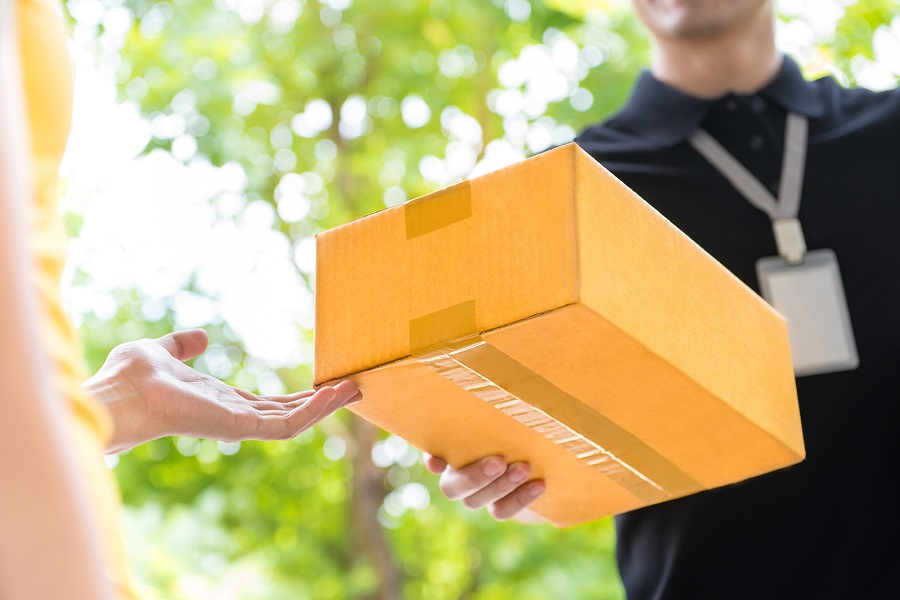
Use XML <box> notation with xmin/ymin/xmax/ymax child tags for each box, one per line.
<box><xmin>315</xmin><ymin>302</ymin><xmax>580</xmax><ymax>386</ymax></box>
<box><xmin>570</xmin><ymin>143</ymin><xmax>581</xmax><ymax>305</ymax></box>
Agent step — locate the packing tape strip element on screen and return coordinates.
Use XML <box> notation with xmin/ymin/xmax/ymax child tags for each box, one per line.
<box><xmin>410</xmin><ymin>304</ymin><xmax>703</xmax><ymax>504</ymax></box>
<box><xmin>409</xmin><ymin>300</ymin><xmax>477</xmax><ymax>352</ymax></box>
<box><xmin>404</xmin><ymin>180</ymin><xmax>472</xmax><ymax>239</ymax></box>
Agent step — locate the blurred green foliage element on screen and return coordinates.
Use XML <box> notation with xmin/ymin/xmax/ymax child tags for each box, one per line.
<box><xmin>66</xmin><ymin>0</ymin><xmax>899</xmax><ymax>598</ymax></box>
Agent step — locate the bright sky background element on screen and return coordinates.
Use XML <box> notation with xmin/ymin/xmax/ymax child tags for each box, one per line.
<box><xmin>60</xmin><ymin>0</ymin><xmax>900</xmax><ymax>377</ymax></box>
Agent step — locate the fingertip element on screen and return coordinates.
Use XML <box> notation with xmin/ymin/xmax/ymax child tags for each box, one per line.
<box><xmin>314</xmin><ymin>386</ymin><xmax>337</xmax><ymax>404</ymax></box>
<box><xmin>333</xmin><ymin>379</ymin><xmax>359</xmax><ymax>398</ymax></box>
<box><xmin>159</xmin><ymin>328</ymin><xmax>209</xmax><ymax>360</ymax></box>
<box><xmin>343</xmin><ymin>390</ymin><xmax>363</xmax><ymax>406</ymax></box>
<box><xmin>180</xmin><ymin>328</ymin><xmax>209</xmax><ymax>351</ymax></box>
<box><xmin>424</xmin><ymin>454</ymin><xmax>447</xmax><ymax>474</ymax></box>
<box><xmin>489</xmin><ymin>480</ymin><xmax>545</xmax><ymax>522</ymax></box>
<box><xmin>526</xmin><ymin>480</ymin><xmax>545</xmax><ymax>498</ymax></box>
<box><xmin>507</xmin><ymin>462</ymin><xmax>531</xmax><ymax>484</ymax></box>
<box><xmin>481</xmin><ymin>456</ymin><xmax>506</xmax><ymax>477</ymax></box>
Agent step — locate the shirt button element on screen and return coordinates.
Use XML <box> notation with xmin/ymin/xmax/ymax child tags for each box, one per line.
<box><xmin>749</xmin><ymin>134</ymin><xmax>764</xmax><ymax>150</ymax></box>
<box><xmin>725</xmin><ymin>99</ymin><xmax>737</xmax><ymax>111</ymax></box>
<box><xmin>751</xmin><ymin>97</ymin><xmax>767</xmax><ymax>113</ymax></box>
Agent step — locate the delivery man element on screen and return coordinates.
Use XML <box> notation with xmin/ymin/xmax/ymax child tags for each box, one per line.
<box><xmin>425</xmin><ymin>1</ymin><xmax>900</xmax><ymax>597</ymax></box>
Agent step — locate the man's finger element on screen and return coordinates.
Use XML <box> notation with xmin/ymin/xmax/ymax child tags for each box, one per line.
<box><xmin>233</xmin><ymin>387</ymin><xmax>300</xmax><ymax>412</ymax></box>
<box><xmin>155</xmin><ymin>329</ymin><xmax>209</xmax><ymax>362</ymax></box>
<box><xmin>252</xmin><ymin>386</ymin><xmax>337</xmax><ymax>440</ymax></box>
<box><xmin>273</xmin><ymin>390</ymin><xmax>361</xmax><ymax>410</ymax></box>
<box><xmin>423</xmin><ymin>454</ymin><xmax>448</xmax><ymax>474</ymax></box>
<box><xmin>488</xmin><ymin>480</ymin><xmax>545</xmax><ymax>521</ymax></box>
<box><xmin>251</xmin><ymin>381</ymin><xmax>358</xmax><ymax>410</ymax></box>
<box><xmin>347</xmin><ymin>391</ymin><xmax>363</xmax><ymax>404</ymax></box>
<box><xmin>278</xmin><ymin>381</ymin><xmax>360</xmax><ymax>408</ymax></box>
<box><xmin>261</xmin><ymin>390</ymin><xmax>317</xmax><ymax>404</ymax></box>
<box><xmin>233</xmin><ymin>387</ymin><xmax>260</xmax><ymax>402</ymax></box>
<box><xmin>462</xmin><ymin>462</ymin><xmax>532</xmax><ymax>510</ymax></box>
<box><xmin>438</xmin><ymin>456</ymin><xmax>507</xmax><ymax>501</ymax></box>
<box><xmin>253</xmin><ymin>383</ymin><xmax>362</xmax><ymax>441</ymax></box>
<box><xmin>292</xmin><ymin>384</ymin><xmax>361</xmax><ymax>430</ymax></box>
<box><xmin>331</xmin><ymin>380</ymin><xmax>360</xmax><ymax>403</ymax></box>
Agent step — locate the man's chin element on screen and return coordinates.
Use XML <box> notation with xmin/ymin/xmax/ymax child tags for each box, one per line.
<box><xmin>634</xmin><ymin>0</ymin><xmax>769</xmax><ymax>41</ymax></box>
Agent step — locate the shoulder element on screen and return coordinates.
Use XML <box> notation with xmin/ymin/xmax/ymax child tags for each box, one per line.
<box><xmin>574</xmin><ymin>113</ymin><xmax>658</xmax><ymax>163</ymax></box>
<box><xmin>811</xmin><ymin>76</ymin><xmax>900</xmax><ymax>132</ymax></box>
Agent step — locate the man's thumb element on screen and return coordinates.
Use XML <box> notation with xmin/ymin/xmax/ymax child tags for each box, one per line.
<box><xmin>155</xmin><ymin>329</ymin><xmax>209</xmax><ymax>361</ymax></box>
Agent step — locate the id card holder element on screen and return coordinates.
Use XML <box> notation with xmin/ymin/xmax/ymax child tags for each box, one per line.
<box><xmin>756</xmin><ymin>249</ymin><xmax>859</xmax><ymax>377</ymax></box>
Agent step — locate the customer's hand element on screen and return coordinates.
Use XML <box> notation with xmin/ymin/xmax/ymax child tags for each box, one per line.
<box><xmin>83</xmin><ymin>329</ymin><xmax>361</xmax><ymax>454</ymax></box>
<box><xmin>424</xmin><ymin>453</ymin><xmax>546</xmax><ymax>523</ymax></box>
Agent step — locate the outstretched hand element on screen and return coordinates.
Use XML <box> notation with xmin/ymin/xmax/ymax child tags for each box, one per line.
<box><xmin>83</xmin><ymin>329</ymin><xmax>361</xmax><ymax>454</ymax></box>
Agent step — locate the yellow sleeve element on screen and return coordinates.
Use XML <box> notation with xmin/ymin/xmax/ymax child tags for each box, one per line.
<box><xmin>19</xmin><ymin>0</ymin><xmax>137</xmax><ymax>596</ymax></box>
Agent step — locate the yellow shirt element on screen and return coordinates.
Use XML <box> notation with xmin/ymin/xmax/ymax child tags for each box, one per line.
<box><xmin>19</xmin><ymin>0</ymin><xmax>136</xmax><ymax>596</ymax></box>
<box><xmin>21</xmin><ymin>0</ymin><xmax>111</xmax><ymax>443</ymax></box>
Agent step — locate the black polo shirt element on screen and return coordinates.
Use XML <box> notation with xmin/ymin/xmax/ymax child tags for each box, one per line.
<box><xmin>575</xmin><ymin>57</ymin><xmax>900</xmax><ymax>599</ymax></box>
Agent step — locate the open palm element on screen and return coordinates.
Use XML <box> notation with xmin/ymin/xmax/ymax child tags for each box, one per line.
<box><xmin>83</xmin><ymin>329</ymin><xmax>360</xmax><ymax>454</ymax></box>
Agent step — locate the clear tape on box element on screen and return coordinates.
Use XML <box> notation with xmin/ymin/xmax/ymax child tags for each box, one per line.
<box><xmin>410</xmin><ymin>303</ymin><xmax>704</xmax><ymax>504</ymax></box>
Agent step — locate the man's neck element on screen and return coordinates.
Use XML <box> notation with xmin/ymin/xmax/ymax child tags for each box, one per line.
<box><xmin>649</xmin><ymin>5</ymin><xmax>781</xmax><ymax>99</ymax></box>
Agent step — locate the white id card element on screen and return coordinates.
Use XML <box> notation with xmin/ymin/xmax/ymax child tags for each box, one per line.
<box><xmin>756</xmin><ymin>249</ymin><xmax>859</xmax><ymax>377</ymax></box>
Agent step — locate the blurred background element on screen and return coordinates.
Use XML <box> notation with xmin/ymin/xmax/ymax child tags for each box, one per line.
<box><xmin>57</xmin><ymin>0</ymin><xmax>900</xmax><ymax>597</ymax></box>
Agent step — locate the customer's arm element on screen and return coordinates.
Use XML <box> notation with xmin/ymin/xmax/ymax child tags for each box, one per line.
<box><xmin>0</xmin><ymin>4</ymin><xmax>111</xmax><ymax>595</ymax></box>
<box><xmin>84</xmin><ymin>331</ymin><xmax>361</xmax><ymax>454</ymax></box>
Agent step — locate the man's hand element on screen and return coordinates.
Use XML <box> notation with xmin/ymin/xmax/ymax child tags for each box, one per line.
<box><xmin>83</xmin><ymin>329</ymin><xmax>361</xmax><ymax>454</ymax></box>
<box><xmin>424</xmin><ymin>453</ymin><xmax>546</xmax><ymax>523</ymax></box>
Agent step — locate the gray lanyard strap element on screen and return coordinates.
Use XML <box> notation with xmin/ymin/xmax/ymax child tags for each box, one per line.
<box><xmin>689</xmin><ymin>113</ymin><xmax>809</xmax><ymax>264</ymax></box>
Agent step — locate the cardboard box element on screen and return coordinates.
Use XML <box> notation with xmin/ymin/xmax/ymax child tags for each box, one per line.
<box><xmin>314</xmin><ymin>143</ymin><xmax>804</xmax><ymax>528</ymax></box>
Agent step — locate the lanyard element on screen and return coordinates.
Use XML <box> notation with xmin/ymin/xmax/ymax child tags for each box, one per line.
<box><xmin>689</xmin><ymin>113</ymin><xmax>809</xmax><ymax>264</ymax></box>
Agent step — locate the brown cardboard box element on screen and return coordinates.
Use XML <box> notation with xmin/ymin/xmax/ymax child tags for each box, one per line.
<box><xmin>314</xmin><ymin>143</ymin><xmax>804</xmax><ymax>528</ymax></box>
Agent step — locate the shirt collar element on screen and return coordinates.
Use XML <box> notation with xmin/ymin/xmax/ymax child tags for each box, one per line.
<box><xmin>612</xmin><ymin>55</ymin><xmax>827</xmax><ymax>148</ymax></box>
